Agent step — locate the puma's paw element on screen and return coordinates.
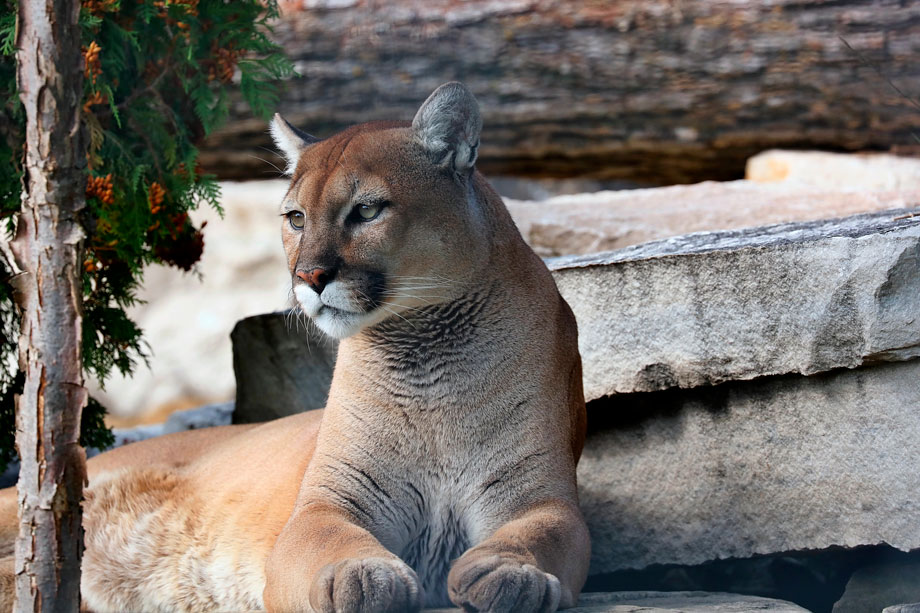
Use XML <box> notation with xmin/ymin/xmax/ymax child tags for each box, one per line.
<box><xmin>447</xmin><ymin>553</ymin><xmax>562</xmax><ymax>613</ymax></box>
<box><xmin>309</xmin><ymin>556</ymin><xmax>423</xmax><ymax>613</ymax></box>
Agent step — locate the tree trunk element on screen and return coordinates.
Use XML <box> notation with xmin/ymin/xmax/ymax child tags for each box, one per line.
<box><xmin>201</xmin><ymin>0</ymin><xmax>920</xmax><ymax>185</ymax></box>
<box><xmin>10</xmin><ymin>0</ymin><xmax>87</xmax><ymax>610</ymax></box>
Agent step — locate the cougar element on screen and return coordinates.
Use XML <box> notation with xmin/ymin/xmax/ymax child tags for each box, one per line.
<box><xmin>0</xmin><ymin>81</ymin><xmax>590</xmax><ymax>613</ymax></box>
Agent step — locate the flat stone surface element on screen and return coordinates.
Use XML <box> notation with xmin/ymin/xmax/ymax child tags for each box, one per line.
<box><xmin>426</xmin><ymin>591</ymin><xmax>807</xmax><ymax>612</ymax></box>
<box><xmin>231</xmin><ymin>311</ymin><xmax>336</xmax><ymax>423</ymax></box>
<box><xmin>579</xmin><ymin>359</ymin><xmax>920</xmax><ymax>574</ymax></box>
<box><xmin>550</xmin><ymin>208</ymin><xmax>920</xmax><ymax>399</ymax></box>
<box><xmin>747</xmin><ymin>150</ymin><xmax>920</xmax><ymax>191</ymax></box>
<box><xmin>833</xmin><ymin>561</ymin><xmax>920</xmax><ymax>613</ymax></box>
<box><xmin>506</xmin><ymin>181</ymin><xmax>920</xmax><ymax>257</ymax></box>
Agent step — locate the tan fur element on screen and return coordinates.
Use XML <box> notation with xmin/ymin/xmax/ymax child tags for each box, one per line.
<box><xmin>0</xmin><ymin>83</ymin><xmax>590</xmax><ymax>612</ymax></box>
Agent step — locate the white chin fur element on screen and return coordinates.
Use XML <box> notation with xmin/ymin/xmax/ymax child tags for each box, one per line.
<box><xmin>293</xmin><ymin>283</ymin><xmax>385</xmax><ymax>339</ymax></box>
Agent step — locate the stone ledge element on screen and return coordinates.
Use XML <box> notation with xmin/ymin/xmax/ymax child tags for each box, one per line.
<box><xmin>579</xmin><ymin>359</ymin><xmax>920</xmax><ymax>574</ymax></box>
<box><xmin>551</xmin><ymin>208</ymin><xmax>920</xmax><ymax>398</ymax></box>
<box><xmin>426</xmin><ymin>591</ymin><xmax>808</xmax><ymax>612</ymax></box>
<box><xmin>506</xmin><ymin>181</ymin><xmax>920</xmax><ymax>258</ymax></box>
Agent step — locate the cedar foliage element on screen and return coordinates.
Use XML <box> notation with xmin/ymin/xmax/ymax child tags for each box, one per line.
<box><xmin>0</xmin><ymin>0</ymin><xmax>293</xmax><ymax>471</ymax></box>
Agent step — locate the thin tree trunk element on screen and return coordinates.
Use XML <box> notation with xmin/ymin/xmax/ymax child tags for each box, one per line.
<box><xmin>10</xmin><ymin>0</ymin><xmax>87</xmax><ymax>610</ymax></box>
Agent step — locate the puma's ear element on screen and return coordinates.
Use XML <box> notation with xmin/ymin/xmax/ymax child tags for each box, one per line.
<box><xmin>270</xmin><ymin>113</ymin><xmax>319</xmax><ymax>174</ymax></box>
<box><xmin>412</xmin><ymin>82</ymin><xmax>482</xmax><ymax>175</ymax></box>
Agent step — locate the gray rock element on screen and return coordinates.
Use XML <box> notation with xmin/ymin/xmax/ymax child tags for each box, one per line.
<box><xmin>107</xmin><ymin>402</ymin><xmax>236</xmax><ymax>448</ymax></box>
<box><xmin>834</xmin><ymin>562</ymin><xmax>920</xmax><ymax>613</ymax></box>
<box><xmin>550</xmin><ymin>208</ymin><xmax>920</xmax><ymax>399</ymax></box>
<box><xmin>231</xmin><ymin>311</ymin><xmax>337</xmax><ymax>423</ymax></box>
<box><xmin>161</xmin><ymin>402</ymin><xmax>234</xmax><ymax>434</ymax></box>
<box><xmin>578</xmin><ymin>359</ymin><xmax>920</xmax><ymax>574</ymax></box>
<box><xmin>426</xmin><ymin>591</ymin><xmax>808</xmax><ymax>612</ymax></box>
<box><xmin>885</xmin><ymin>605</ymin><xmax>920</xmax><ymax>613</ymax></box>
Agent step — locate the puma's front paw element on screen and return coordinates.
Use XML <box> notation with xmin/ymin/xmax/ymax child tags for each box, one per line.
<box><xmin>447</xmin><ymin>553</ymin><xmax>562</xmax><ymax>613</ymax></box>
<box><xmin>309</xmin><ymin>556</ymin><xmax>423</xmax><ymax>613</ymax></box>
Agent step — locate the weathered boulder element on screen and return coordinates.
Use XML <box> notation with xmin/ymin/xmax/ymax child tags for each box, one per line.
<box><xmin>231</xmin><ymin>311</ymin><xmax>336</xmax><ymax>423</ymax></box>
<box><xmin>833</xmin><ymin>561</ymin><xmax>920</xmax><ymax>613</ymax></box>
<box><xmin>747</xmin><ymin>150</ymin><xmax>920</xmax><ymax>191</ymax></box>
<box><xmin>426</xmin><ymin>591</ymin><xmax>808</xmax><ymax>612</ymax></box>
<box><xmin>550</xmin><ymin>208</ymin><xmax>920</xmax><ymax>399</ymax></box>
<box><xmin>579</xmin><ymin>359</ymin><xmax>920</xmax><ymax>574</ymax></box>
<box><xmin>506</xmin><ymin>182</ymin><xmax>920</xmax><ymax>257</ymax></box>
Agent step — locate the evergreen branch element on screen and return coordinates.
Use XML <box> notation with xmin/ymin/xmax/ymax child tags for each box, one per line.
<box><xmin>96</xmin><ymin>60</ymin><xmax>177</xmax><ymax>119</ymax></box>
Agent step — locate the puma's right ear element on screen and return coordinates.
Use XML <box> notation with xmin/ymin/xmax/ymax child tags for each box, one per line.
<box><xmin>270</xmin><ymin>113</ymin><xmax>319</xmax><ymax>174</ymax></box>
<box><xmin>412</xmin><ymin>82</ymin><xmax>482</xmax><ymax>176</ymax></box>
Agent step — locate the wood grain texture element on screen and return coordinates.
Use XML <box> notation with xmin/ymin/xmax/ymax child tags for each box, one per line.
<box><xmin>201</xmin><ymin>0</ymin><xmax>920</xmax><ymax>184</ymax></box>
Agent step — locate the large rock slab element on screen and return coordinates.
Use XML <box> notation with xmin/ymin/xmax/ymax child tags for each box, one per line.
<box><xmin>231</xmin><ymin>311</ymin><xmax>336</xmax><ymax>423</ymax></box>
<box><xmin>747</xmin><ymin>150</ymin><xmax>920</xmax><ymax>191</ymax></box>
<box><xmin>833</xmin><ymin>560</ymin><xmax>920</xmax><ymax>613</ymax></box>
<box><xmin>550</xmin><ymin>208</ymin><xmax>920</xmax><ymax>399</ymax></box>
<box><xmin>506</xmin><ymin>182</ymin><xmax>920</xmax><ymax>257</ymax></box>
<box><xmin>578</xmin><ymin>359</ymin><xmax>920</xmax><ymax>574</ymax></box>
<box><xmin>426</xmin><ymin>591</ymin><xmax>808</xmax><ymax>612</ymax></box>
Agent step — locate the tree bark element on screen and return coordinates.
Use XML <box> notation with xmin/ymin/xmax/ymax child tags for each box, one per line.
<box><xmin>201</xmin><ymin>0</ymin><xmax>920</xmax><ymax>185</ymax></box>
<box><xmin>11</xmin><ymin>0</ymin><xmax>87</xmax><ymax>610</ymax></box>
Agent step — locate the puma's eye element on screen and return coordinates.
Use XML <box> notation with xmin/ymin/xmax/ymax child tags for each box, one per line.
<box><xmin>286</xmin><ymin>211</ymin><xmax>305</xmax><ymax>230</ymax></box>
<box><xmin>356</xmin><ymin>202</ymin><xmax>381</xmax><ymax>221</ymax></box>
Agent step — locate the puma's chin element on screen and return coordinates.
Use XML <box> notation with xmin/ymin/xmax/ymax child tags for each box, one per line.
<box><xmin>294</xmin><ymin>284</ymin><xmax>386</xmax><ymax>339</ymax></box>
<box><xmin>312</xmin><ymin>306</ymin><xmax>381</xmax><ymax>339</ymax></box>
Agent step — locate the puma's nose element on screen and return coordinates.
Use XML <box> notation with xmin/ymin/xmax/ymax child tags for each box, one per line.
<box><xmin>296</xmin><ymin>267</ymin><xmax>333</xmax><ymax>294</ymax></box>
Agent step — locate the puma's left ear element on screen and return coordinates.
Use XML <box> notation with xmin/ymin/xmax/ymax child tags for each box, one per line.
<box><xmin>412</xmin><ymin>82</ymin><xmax>482</xmax><ymax>175</ymax></box>
<box><xmin>270</xmin><ymin>113</ymin><xmax>319</xmax><ymax>174</ymax></box>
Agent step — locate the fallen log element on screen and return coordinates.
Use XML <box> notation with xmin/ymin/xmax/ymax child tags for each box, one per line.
<box><xmin>202</xmin><ymin>0</ymin><xmax>920</xmax><ymax>185</ymax></box>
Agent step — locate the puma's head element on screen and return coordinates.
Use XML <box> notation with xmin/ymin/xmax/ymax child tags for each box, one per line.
<box><xmin>271</xmin><ymin>82</ymin><xmax>491</xmax><ymax>339</ymax></box>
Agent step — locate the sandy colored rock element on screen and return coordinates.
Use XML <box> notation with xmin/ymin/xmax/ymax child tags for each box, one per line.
<box><xmin>747</xmin><ymin>150</ymin><xmax>920</xmax><ymax>191</ymax></box>
<box><xmin>579</xmin><ymin>359</ymin><xmax>920</xmax><ymax>574</ymax></box>
<box><xmin>550</xmin><ymin>208</ymin><xmax>920</xmax><ymax>399</ymax></box>
<box><xmin>506</xmin><ymin>181</ymin><xmax>920</xmax><ymax>257</ymax></box>
<box><xmin>426</xmin><ymin>591</ymin><xmax>808</xmax><ymax>612</ymax></box>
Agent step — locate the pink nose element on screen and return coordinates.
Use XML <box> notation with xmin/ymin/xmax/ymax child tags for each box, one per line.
<box><xmin>296</xmin><ymin>267</ymin><xmax>330</xmax><ymax>294</ymax></box>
